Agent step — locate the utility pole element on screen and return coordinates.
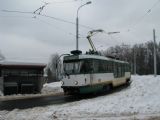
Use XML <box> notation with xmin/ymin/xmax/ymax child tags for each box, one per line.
<box><xmin>76</xmin><ymin>1</ymin><xmax>91</xmax><ymax>51</ymax></box>
<box><xmin>153</xmin><ymin>29</ymin><xmax>157</xmax><ymax>77</ymax></box>
<box><xmin>134</xmin><ymin>48</ymin><xmax>136</xmax><ymax>75</ymax></box>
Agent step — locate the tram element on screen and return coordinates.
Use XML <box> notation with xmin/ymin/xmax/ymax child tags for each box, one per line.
<box><xmin>61</xmin><ymin>51</ymin><xmax>131</xmax><ymax>94</ymax></box>
<box><xmin>61</xmin><ymin>30</ymin><xmax>131</xmax><ymax>94</ymax></box>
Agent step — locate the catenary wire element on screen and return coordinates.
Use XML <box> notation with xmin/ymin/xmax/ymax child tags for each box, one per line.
<box><xmin>128</xmin><ymin>0</ymin><xmax>160</xmax><ymax>31</ymax></box>
<box><xmin>2</xmin><ymin>9</ymin><xmax>93</xmax><ymax>30</ymax></box>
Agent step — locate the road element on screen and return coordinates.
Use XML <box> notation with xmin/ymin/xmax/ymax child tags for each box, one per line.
<box><xmin>0</xmin><ymin>94</ymin><xmax>82</xmax><ymax>110</ymax></box>
<box><xmin>0</xmin><ymin>84</ymin><xmax>130</xmax><ymax>111</ymax></box>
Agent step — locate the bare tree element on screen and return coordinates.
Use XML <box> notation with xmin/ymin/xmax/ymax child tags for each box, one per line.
<box><xmin>104</xmin><ymin>41</ymin><xmax>160</xmax><ymax>75</ymax></box>
<box><xmin>44</xmin><ymin>53</ymin><xmax>60</xmax><ymax>83</ymax></box>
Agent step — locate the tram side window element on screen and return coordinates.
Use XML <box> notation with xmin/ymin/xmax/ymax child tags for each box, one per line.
<box><xmin>125</xmin><ymin>64</ymin><xmax>127</xmax><ymax>72</ymax></box>
<box><xmin>114</xmin><ymin>62</ymin><xmax>118</xmax><ymax>77</ymax></box>
<box><xmin>93</xmin><ymin>60</ymin><xmax>114</xmax><ymax>73</ymax></box>
<box><xmin>81</xmin><ymin>59</ymin><xmax>117</xmax><ymax>74</ymax></box>
<box><xmin>80</xmin><ymin>60</ymin><xmax>93</xmax><ymax>74</ymax></box>
<box><xmin>93</xmin><ymin>60</ymin><xmax>106</xmax><ymax>73</ymax></box>
<box><xmin>93</xmin><ymin>60</ymin><xmax>99</xmax><ymax>73</ymax></box>
<box><xmin>121</xmin><ymin>64</ymin><xmax>125</xmax><ymax>77</ymax></box>
<box><xmin>104</xmin><ymin>61</ymin><xmax>108</xmax><ymax>72</ymax></box>
<box><xmin>108</xmin><ymin>61</ymin><xmax>113</xmax><ymax>72</ymax></box>
<box><xmin>80</xmin><ymin>61</ymin><xmax>86</xmax><ymax>73</ymax></box>
<box><xmin>122</xmin><ymin>64</ymin><xmax>125</xmax><ymax>76</ymax></box>
<box><xmin>107</xmin><ymin>62</ymin><xmax>110</xmax><ymax>72</ymax></box>
<box><xmin>92</xmin><ymin>60</ymin><xmax>100</xmax><ymax>73</ymax></box>
<box><xmin>118</xmin><ymin>64</ymin><xmax>121</xmax><ymax>77</ymax></box>
<box><xmin>99</xmin><ymin>60</ymin><xmax>106</xmax><ymax>73</ymax></box>
<box><xmin>82</xmin><ymin>60</ymin><xmax>116</xmax><ymax>73</ymax></box>
<box><xmin>125</xmin><ymin>64</ymin><xmax>130</xmax><ymax>72</ymax></box>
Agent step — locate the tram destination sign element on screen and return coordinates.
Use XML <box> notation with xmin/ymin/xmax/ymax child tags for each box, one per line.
<box><xmin>64</xmin><ymin>55</ymin><xmax>79</xmax><ymax>61</ymax></box>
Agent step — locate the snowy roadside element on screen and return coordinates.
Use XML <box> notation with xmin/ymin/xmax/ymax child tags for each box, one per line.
<box><xmin>41</xmin><ymin>82</ymin><xmax>63</xmax><ymax>94</ymax></box>
<box><xmin>0</xmin><ymin>82</ymin><xmax>63</xmax><ymax>101</ymax></box>
<box><xmin>1</xmin><ymin>75</ymin><xmax>160</xmax><ymax>120</ymax></box>
<box><xmin>0</xmin><ymin>90</ymin><xmax>3</xmax><ymax>96</ymax></box>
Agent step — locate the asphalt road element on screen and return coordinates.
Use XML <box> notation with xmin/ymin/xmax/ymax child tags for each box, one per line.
<box><xmin>0</xmin><ymin>94</ymin><xmax>81</xmax><ymax>110</ymax></box>
<box><xmin>0</xmin><ymin>84</ymin><xmax>130</xmax><ymax>111</ymax></box>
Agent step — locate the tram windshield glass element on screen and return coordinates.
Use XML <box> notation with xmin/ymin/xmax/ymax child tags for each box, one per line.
<box><xmin>63</xmin><ymin>60</ymin><xmax>92</xmax><ymax>75</ymax></box>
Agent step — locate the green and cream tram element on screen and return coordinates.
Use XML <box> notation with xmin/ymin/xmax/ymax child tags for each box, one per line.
<box><xmin>61</xmin><ymin>53</ymin><xmax>131</xmax><ymax>94</ymax></box>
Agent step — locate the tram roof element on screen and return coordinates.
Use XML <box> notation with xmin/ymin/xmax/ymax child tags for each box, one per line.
<box><xmin>64</xmin><ymin>54</ymin><xmax>129</xmax><ymax>64</ymax></box>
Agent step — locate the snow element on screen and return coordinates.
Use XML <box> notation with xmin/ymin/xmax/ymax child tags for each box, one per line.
<box><xmin>1</xmin><ymin>75</ymin><xmax>160</xmax><ymax>120</ymax></box>
<box><xmin>41</xmin><ymin>82</ymin><xmax>63</xmax><ymax>94</ymax></box>
<box><xmin>0</xmin><ymin>90</ymin><xmax>3</xmax><ymax>96</ymax></box>
<box><xmin>0</xmin><ymin>82</ymin><xmax>63</xmax><ymax>101</ymax></box>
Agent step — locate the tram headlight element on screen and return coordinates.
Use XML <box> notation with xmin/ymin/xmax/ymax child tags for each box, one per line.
<box><xmin>74</xmin><ymin>81</ymin><xmax>78</xmax><ymax>85</ymax></box>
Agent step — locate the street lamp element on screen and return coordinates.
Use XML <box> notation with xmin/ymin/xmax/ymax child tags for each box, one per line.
<box><xmin>76</xmin><ymin>1</ymin><xmax>92</xmax><ymax>51</ymax></box>
<box><xmin>153</xmin><ymin>29</ymin><xmax>157</xmax><ymax>77</ymax></box>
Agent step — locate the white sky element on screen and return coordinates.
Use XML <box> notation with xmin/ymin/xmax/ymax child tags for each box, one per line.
<box><xmin>0</xmin><ymin>0</ymin><xmax>160</xmax><ymax>63</ymax></box>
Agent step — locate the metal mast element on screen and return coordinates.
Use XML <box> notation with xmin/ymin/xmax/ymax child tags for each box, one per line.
<box><xmin>153</xmin><ymin>29</ymin><xmax>157</xmax><ymax>77</ymax></box>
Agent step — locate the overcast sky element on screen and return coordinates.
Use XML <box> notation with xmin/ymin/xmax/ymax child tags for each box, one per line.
<box><xmin>0</xmin><ymin>0</ymin><xmax>160</xmax><ymax>63</ymax></box>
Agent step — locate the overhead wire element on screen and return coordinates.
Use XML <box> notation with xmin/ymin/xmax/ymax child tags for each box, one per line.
<box><xmin>33</xmin><ymin>17</ymin><xmax>76</xmax><ymax>37</ymax></box>
<box><xmin>6</xmin><ymin>56</ymin><xmax>49</xmax><ymax>59</ymax></box>
<box><xmin>0</xmin><ymin>14</ymin><xmax>77</xmax><ymax>37</ymax></box>
<box><xmin>34</xmin><ymin>17</ymin><xmax>87</xmax><ymax>38</ymax></box>
<box><xmin>0</xmin><ymin>15</ymin><xmax>33</xmax><ymax>19</ymax></box>
<box><xmin>1</xmin><ymin>9</ymin><xmax>94</xmax><ymax>30</ymax></box>
<box><xmin>44</xmin><ymin>0</ymin><xmax>82</xmax><ymax>4</ymax></box>
<box><xmin>1</xmin><ymin>1</ymin><xmax>121</xmax><ymax>50</ymax></box>
<box><xmin>128</xmin><ymin>0</ymin><xmax>160</xmax><ymax>32</ymax></box>
<box><xmin>0</xmin><ymin>13</ymin><xmax>87</xmax><ymax>40</ymax></box>
<box><xmin>106</xmin><ymin>0</ymin><xmax>160</xmax><ymax>48</ymax></box>
<box><xmin>33</xmin><ymin>2</ymin><xmax>49</xmax><ymax>15</ymax></box>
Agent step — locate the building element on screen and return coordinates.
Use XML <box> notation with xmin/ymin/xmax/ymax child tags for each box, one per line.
<box><xmin>0</xmin><ymin>61</ymin><xmax>46</xmax><ymax>95</ymax></box>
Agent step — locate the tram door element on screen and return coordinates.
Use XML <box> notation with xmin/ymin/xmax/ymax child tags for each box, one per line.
<box><xmin>82</xmin><ymin>59</ymin><xmax>94</xmax><ymax>85</ymax></box>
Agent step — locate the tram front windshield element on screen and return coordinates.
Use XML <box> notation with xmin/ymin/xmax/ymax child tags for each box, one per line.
<box><xmin>63</xmin><ymin>60</ymin><xmax>92</xmax><ymax>75</ymax></box>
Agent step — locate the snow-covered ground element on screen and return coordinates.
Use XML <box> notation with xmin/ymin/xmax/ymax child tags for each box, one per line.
<box><xmin>0</xmin><ymin>82</ymin><xmax>63</xmax><ymax>101</ymax></box>
<box><xmin>1</xmin><ymin>75</ymin><xmax>160</xmax><ymax>120</ymax></box>
<box><xmin>0</xmin><ymin>90</ymin><xmax>3</xmax><ymax>96</ymax></box>
<box><xmin>41</xmin><ymin>82</ymin><xmax>63</xmax><ymax>94</ymax></box>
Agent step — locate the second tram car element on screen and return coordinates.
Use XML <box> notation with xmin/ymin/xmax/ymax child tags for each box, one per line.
<box><xmin>61</xmin><ymin>52</ymin><xmax>131</xmax><ymax>94</ymax></box>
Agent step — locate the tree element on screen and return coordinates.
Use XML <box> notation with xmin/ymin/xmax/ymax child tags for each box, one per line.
<box><xmin>104</xmin><ymin>41</ymin><xmax>160</xmax><ymax>75</ymax></box>
<box><xmin>44</xmin><ymin>53</ymin><xmax>60</xmax><ymax>82</ymax></box>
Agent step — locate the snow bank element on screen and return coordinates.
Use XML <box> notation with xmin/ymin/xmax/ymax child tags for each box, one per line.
<box><xmin>0</xmin><ymin>82</ymin><xmax>63</xmax><ymax>101</ymax></box>
<box><xmin>0</xmin><ymin>90</ymin><xmax>3</xmax><ymax>96</ymax></box>
<box><xmin>1</xmin><ymin>75</ymin><xmax>160</xmax><ymax>120</ymax></box>
<box><xmin>41</xmin><ymin>82</ymin><xmax>63</xmax><ymax>94</ymax></box>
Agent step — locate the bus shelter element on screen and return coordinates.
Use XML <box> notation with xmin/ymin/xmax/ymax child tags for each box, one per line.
<box><xmin>0</xmin><ymin>61</ymin><xmax>46</xmax><ymax>95</ymax></box>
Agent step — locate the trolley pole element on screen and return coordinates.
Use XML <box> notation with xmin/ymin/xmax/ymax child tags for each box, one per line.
<box><xmin>153</xmin><ymin>29</ymin><xmax>157</xmax><ymax>77</ymax></box>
